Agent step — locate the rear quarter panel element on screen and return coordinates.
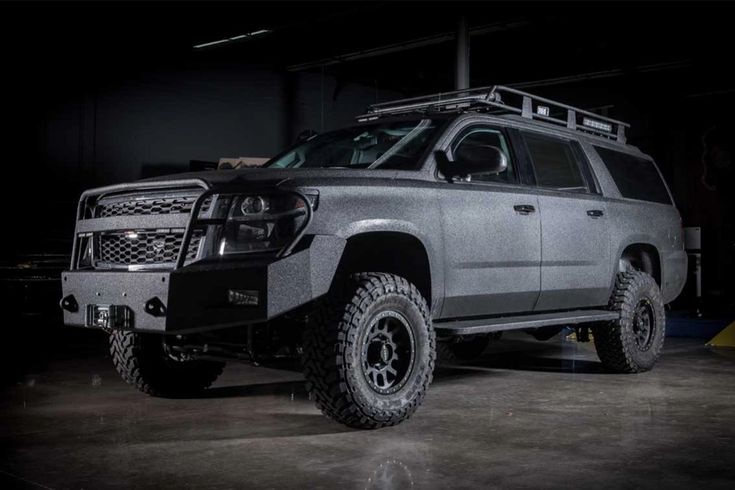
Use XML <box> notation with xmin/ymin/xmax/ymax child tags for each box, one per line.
<box><xmin>580</xmin><ymin>141</ymin><xmax>687</xmax><ymax>304</ymax></box>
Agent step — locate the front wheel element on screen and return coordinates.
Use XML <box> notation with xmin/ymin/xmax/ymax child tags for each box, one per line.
<box><xmin>109</xmin><ymin>331</ymin><xmax>225</xmax><ymax>397</ymax></box>
<box><xmin>302</xmin><ymin>273</ymin><xmax>435</xmax><ymax>429</ymax></box>
<box><xmin>592</xmin><ymin>270</ymin><xmax>666</xmax><ymax>373</ymax></box>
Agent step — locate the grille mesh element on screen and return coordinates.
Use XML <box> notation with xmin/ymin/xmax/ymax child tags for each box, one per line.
<box><xmin>96</xmin><ymin>195</ymin><xmax>212</xmax><ymax>218</ymax></box>
<box><xmin>98</xmin><ymin>229</ymin><xmax>203</xmax><ymax>266</ymax></box>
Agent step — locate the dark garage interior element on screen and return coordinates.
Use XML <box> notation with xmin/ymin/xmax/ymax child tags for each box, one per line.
<box><xmin>1</xmin><ymin>1</ymin><xmax>734</xmax><ymax>488</ymax></box>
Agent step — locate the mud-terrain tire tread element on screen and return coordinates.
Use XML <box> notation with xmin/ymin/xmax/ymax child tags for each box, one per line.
<box><xmin>593</xmin><ymin>270</ymin><xmax>666</xmax><ymax>373</ymax></box>
<box><xmin>302</xmin><ymin>272</ymin><xmax>435</xmax><ymax>429</ymax></box>
<box><xmin>109</xmin><ymin>331</ymin><xmax>224</xmax><ymax>397</ymax></box>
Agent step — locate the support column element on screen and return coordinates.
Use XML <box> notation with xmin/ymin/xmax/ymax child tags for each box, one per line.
<box><xmin>455</xmin><ymin>15</ymin><xmax>470</xmax><ymax>90</ymax></box>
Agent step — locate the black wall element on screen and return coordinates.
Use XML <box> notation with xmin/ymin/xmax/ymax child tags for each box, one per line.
<box><xmin>3</xmin><ymin>62</ymin><xmax>397</xmax><ymax>255</ymax></box>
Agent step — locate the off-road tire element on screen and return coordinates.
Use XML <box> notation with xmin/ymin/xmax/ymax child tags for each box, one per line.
<box><xmin>109</xmin><ymin>330</ymin><xmax>225</xmax><ymax>397</ymax></box>
<box><xmin>593</xmin><ymin>270</ymin><xmax>666</xmax><ymax>373</ymax></box>
<box><xmin>303</xmin><ymin>273</ymin><xmax>435</xmax><ymax>429</ymax></box>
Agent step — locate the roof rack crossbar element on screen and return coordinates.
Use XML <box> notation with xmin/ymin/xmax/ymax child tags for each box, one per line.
<box><xmin>358</xmin><ymin>85</ymin><xmax>629</xmax><ymax>143</ymax></box>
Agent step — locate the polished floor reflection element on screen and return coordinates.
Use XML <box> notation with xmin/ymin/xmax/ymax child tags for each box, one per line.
<box><xmin>2</xmin><ymin>332</ymin><xmax>734</xmax><ymax>489</ymax></box>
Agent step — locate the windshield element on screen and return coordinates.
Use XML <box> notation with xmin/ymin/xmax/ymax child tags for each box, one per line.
<box><xmin>266</xmin><ymin>119</ymin><xmax>442</xmax><ymax>170</ymax></box>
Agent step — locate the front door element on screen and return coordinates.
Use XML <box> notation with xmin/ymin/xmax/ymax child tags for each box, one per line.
<box><xmin>439</xmin><ymin>124</ymin><xmax>541</xmax><ymax>318</ymax></box>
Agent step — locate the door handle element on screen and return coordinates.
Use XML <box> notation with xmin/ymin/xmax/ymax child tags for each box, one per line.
<box><xmin>514</xmin><ymin>204</ymin><xmax>536</xmax><ymax>215</ymax></box>
<box><xmin>587</xmin><ymin>209</ymin><xmax>604</xmax><ymax>218</ymax></box>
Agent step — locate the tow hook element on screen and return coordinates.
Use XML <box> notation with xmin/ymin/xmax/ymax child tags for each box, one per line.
<box><xmin>144</xmin><ymin>297</ymin><xmax>167</xmax><ymax>317</ymax></box>
<box><xmin>60</xmin><ymin>295</ymin><xmax>78</xmax><ymax>312</ymax></box>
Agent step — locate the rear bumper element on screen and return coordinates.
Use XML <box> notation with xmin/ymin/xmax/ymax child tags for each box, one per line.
<box><xmin>61</xmin><ymin>235</ymin><xmax>345</xmax><ymax>334</ymax></box>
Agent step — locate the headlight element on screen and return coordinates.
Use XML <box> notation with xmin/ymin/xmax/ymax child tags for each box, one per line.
<box><xmin>240</xmin><ymin>196</ymin><xmax>269</xmax><ymax>215</ymax></box>
<box><xmin>217</xmin><ymin>192</ymin><xmax>315</xmax><ymax>255</ymax></box>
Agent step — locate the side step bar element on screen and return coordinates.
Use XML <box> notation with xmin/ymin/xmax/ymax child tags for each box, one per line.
<box><xmin>434</xmin><ymin>309</ymin><xmax>619</xmax><ymax>336</ymax></box>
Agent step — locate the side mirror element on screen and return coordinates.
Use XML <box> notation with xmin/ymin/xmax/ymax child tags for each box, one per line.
<box><xmin>450</xmin><ymin>144</ymin><xmax>508</xmax><ymax>179</ymax></box>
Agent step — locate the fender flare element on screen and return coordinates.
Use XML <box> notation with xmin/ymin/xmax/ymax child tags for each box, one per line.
<box><xmin>609</xmin><ymin>235</ymin><xmax>662</xmax><ymax>293</ymax></box>
<box><xmin>334</xmin><ymin>219</ymin><xmax>444</xmax><ymax>312</ymax></box>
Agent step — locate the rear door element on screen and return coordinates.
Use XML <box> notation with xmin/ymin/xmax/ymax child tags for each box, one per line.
<box><xmin>519</xmin><ymin>131</ymin><xmax>612</xmax><ymax>310</ymax></box>
<box><xmin>438</xmin><ymin>123</ymin><xmax>541</xmax><ymax>318</ymax></box>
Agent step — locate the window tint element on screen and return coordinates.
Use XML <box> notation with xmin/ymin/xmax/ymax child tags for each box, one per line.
<box><xmin>594</xmin><ymin>146</ymin><xmax>672</xmax><ymax>204</ymax></box>
<box><xmin>450</xmin><ymin>127</ymin><xmax>515</xmax><ymax>183</ymax></box>
<box><xmin>523</xmin><ymin>133</ymin><xmax>588</xmax><ymax>192</ymax></box>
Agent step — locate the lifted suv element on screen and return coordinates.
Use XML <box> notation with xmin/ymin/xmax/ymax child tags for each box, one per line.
<box><xmin>61</xmin><ymin>86</ymin><xmax>687</xmax><ymax>428</ymax></box>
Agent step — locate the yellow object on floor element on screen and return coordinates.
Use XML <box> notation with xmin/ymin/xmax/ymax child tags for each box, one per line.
<box><xmin>706</xmin><ymin>321</ymin><xmax>735</xmax><ymax>348</ymax></box>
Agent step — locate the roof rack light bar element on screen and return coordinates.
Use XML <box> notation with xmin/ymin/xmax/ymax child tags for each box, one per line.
<box><xmin>357</xmin><ymin>85</ymin><xmax>629</xmax><ymax>143</ymax></box>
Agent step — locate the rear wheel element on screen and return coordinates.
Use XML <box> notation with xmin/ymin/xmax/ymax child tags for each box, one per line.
<box><xmin>303</xmin><ymin>273</ymin><xmax>435</xmax><ymax>429</ymax></box>
<box><xmin>109</xmin><ymin>331</ymin><xmax>225</xmax><ymax>397</ymax></box>
<box><xmin>593</xmin><ymin>270</ymin><xmax>666</xmax><ymax>373</ymax></box>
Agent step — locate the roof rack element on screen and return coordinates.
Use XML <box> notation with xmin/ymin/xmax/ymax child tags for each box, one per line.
<box><xmin>357</xmin><ymin>85</ymin><xmax>630</xmax><ymax>143</ymax></box>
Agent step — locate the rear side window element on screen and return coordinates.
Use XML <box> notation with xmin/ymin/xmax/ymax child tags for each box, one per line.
<box><xmin>522</xmin><ymin>132</ymin><xmax>588</xmax><ymax>192</ymax></box>
<box><xmin>594</xmin><ymin>147</ymin><xmax>671</xmax><ymax>204</ymax></box>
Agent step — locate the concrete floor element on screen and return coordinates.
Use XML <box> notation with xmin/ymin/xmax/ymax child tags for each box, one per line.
<box><xmin>1</xmin><ymin>332</ymin><xmax>734</xmax><ymax>489</ymax></box>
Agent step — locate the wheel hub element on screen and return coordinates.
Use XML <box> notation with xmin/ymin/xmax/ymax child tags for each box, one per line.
<box><xmin>632</xmin><ymin>298</ymin><xmax>655</xmax><ymax>351</ymax></box>
<box><xmin>379</xmin><ymin>343</ymin><xmax>392</xmax><ymax>363</ymax></box>
<box><xmin>361</xmin><ymin>310</ymin><xmax>416</xmax><ymax>395</ymax></box>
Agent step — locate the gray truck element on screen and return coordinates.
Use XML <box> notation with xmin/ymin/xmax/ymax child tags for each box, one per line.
<box><xmin>60</xmin><ymin>86</ymin><xmax>687</xmax><ymax>429</ymax></box>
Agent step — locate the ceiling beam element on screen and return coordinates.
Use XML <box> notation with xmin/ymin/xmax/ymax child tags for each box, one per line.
<box><xmin>285</xmin><ymin>20</ymin><xmax>529</xmax><ymax>72</ymax></box>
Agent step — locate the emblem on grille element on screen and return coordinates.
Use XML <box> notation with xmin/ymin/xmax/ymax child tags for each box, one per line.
<box><xmin>151</xmin><ymin>239</ymin><xmax>166</xmax><ymax>252</ymax></box>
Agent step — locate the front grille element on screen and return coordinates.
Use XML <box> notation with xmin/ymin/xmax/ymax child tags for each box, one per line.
<box><xmin>95</xmin><ymin>194</ymin><xmax>212</xmax><ymax>218</ymax></box>
<box><xmin>97</xmin><ymin>229</ymin><xmax>204</xmax><ymax>267</ymax></box>
<box><xmin>82</xmin><ymin>188</ymin><xmax>212</xmax><ymax>270</ymax></box>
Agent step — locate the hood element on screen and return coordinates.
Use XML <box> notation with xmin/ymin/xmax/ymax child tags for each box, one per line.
<box><xmin>140</xmin><ymin>166</ymin><xmax>428</xmax><ymax>189</ymax></box>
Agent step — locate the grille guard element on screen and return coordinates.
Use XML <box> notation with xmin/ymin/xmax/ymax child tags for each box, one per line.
<box><xmin>70</xmin><ymin>178</ymin><xmax>314</xmax><ymax>271</ymax></box>
<box><xmin>95</xmin><ymin>192</ymin><xmax>213</xmax><ymax>217</ymax></box>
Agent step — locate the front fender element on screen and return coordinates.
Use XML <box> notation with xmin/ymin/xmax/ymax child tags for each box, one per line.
<box><xmin>300</xmin><ymin>234</ymin><xmax>347</xmax><ymax>300</ymax></box>
<box><xmin>337</xmin><ymin>218</ymin><xmax>426</xmax><ymax>241</ymax></box>
<box><xmin>335</xmin><ymin>219</ymin><xmax>444</xmax><ymax>314</ymax></box>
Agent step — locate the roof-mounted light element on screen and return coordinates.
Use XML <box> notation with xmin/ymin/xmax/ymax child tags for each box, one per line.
<box><xmin>582</xmin><ymin>117</ymin><xmax>613</xmax><ymax>133</ymax></box>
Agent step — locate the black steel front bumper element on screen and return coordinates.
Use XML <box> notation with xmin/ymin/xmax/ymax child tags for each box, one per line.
<box><xmin>61</xmin><ymin>178</ymin><xmax>344</xmax><ymax>334</ymax></box>
<box><xmin>61</xmin><ymin>235</ymin><xmax>345</xmax><ymax>334</ymax></box>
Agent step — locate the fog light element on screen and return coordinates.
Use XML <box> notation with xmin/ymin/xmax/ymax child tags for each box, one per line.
<box><xmin>228</xmin><ymin>289</ymin><xmax>259</xmax><ymax>306</ymax></box>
